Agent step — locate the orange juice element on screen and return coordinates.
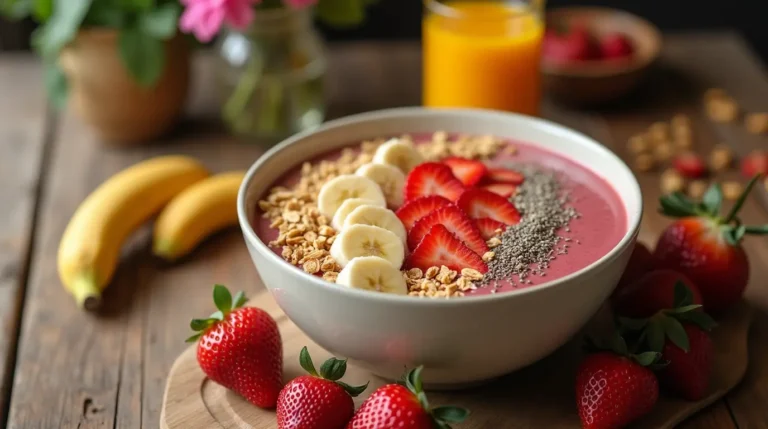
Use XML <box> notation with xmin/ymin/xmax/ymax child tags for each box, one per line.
<box><xmin>423</xmin><ymin>1</ymin><xmax>544</xmax><ymax>115</ymax></box>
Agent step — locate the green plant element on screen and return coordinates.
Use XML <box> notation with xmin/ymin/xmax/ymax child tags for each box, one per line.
<box><xmin>1</xmin><ymin>0</ymin><xmax>182</xmax><ymax>107</ymax></box>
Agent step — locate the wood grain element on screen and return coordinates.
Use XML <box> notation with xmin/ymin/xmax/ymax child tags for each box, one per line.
<box><xmin>0</xmin><ymin>55</ymin><xmax>50</xmax><ymax>425</ymax></box>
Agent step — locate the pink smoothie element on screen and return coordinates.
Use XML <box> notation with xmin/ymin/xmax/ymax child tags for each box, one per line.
<box><xmin>253</xmin><ymin>136</ymin><xmax>627</xmax><ymax>296</ymax></box>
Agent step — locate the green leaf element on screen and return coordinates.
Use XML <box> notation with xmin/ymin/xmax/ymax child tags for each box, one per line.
<box><xmin>316</xmin><ymin>0</ymin><xmax>366</xmax><ymax>27</ymax></box>
<box><xmin>138</xmin><ymin>2</ymin><xmax>179</xmax><ymax>40</ymax></box>
<box><xmin>299</xmin><ymin>346</ymin><xmax>318</xmax><ymax>376</ymax></box>
<box><xmin>122</xmin><ymin>0</ymin><xmax>153</xmax><ymax>11</ymax></box>
<box><xmin>702</xmin><ymin>183</ymin><xmax>723</xmax><ymax>217</ymax></box>
<box><xmin>432</xmin><ymin>406</ymin><xmax>471</xmax><ymax>423</ymax></box>
<box><xmin>82</xmin><ymin>3</ymin><xmax>125</xmax><ymax>27</ymax></box>
<box><xmin>609</xmin><ymin>331</ymin><xmax>629</xmax><ymax>356</ymax></box>
<box><xmin>319</xmin><ymin>357</ymin><xmax>347</xmax><ymax>381</ymax></box>
<box><xmin>336</xmin><ymin>380</ymin><xmax>369</xmax><ymax>397</ymax></box>
<box><xmin>1</xmin><ymin>0</ymin><xmax>34</xmax><ymax>20</ymax></box>
<box><xmin>232</xmin><ymin>291</ymin><xmax>248</xmax><ymax>309</ymax></box>
<box><xmin>633</xmin><ymin>351</ymin><xmax>661</xmax><ymax>367</ymax></box>
<box><xmin>677</xmin><ymin>310</ymin><xmax>718</xmax><ymax>331</ymax></box>
<box><xmin>32</xmin><ymin>0</ymin><xmax>52</xmax><ymax>21</ymax></box>
<box><xmin>662</xmin><ymin>316</ymin><xmax>689</xmax><ymax>352</ymax></box>
<box><xmin>659</xmin><ymin>192</ymin><xmax>697</xmax><ymax>218</ymax></box>
<box><xmin>43</xmin><ymin>60</ymin><xmax>68</xmax><ymax>109</ymax></box>
<box><xmin>185</xmin><ymin>333</ymin><xmax>202</xmax><ymax>343</ymax></box>
<box><xmin>209</xmin><ymin>311</ymin><xmax>224</xmax><ymax>321</ymax></box>
<box><xmin>617</xmin><ymin>317</ymin><xmax>647</xmax><ymax>332</ymax></box>
<box><xmin>118</xmin><ymin>27</ymin><xmax>165</xmax><ymax>86</ymax></box>
<box><xmin>724</xmin><ymin>173</ymin><xmax>761</xmax><ymax>223</ymax></box>
<box><xmin>744</xmin><ymin>225</ymin><xmax>768</xmax><ymax>235</ymax></box>
<box><xmin>212</xmin><ymin>284</ymin><xmax>232</xmax><ymax>313</ymax></box>
<box><xmin>647</xmin><ymin>319</ymin><xmax>665</xmax><ymax>353</ymax></box>
<box><xmin>33</xmin><ymin>0</ymin><xmax>94</xmax><ymax>58</ymax></box>
<box><xmin>190</xmin><ymin>318</ymin><xmax>210</xmax><ymax>331</ymax></box>
<box><xmin>670</xmin><ymin>304</ymin><xmax>703</xmax><ymax>314</ymax></box>
<box><xmin>673</xmin><ymin>281</ymin><xmax>694</xmax><ymax>307</ymax></box>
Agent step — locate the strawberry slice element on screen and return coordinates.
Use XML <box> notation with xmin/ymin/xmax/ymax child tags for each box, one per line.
<box><xmin>406</xmin><ymin>224</ymin><xmax>488</xmax><ymax>273</ymax></box>
<box><xmin>404</xmin><ymin>162</ymin><xmax>465</xmax><ymax>202</ymax></box>
<box><xmin>395</xmin><ymin>195</ymin><xmax>452</xmax><ymax>231</ymax></box>
<box><xmin>482</xmin><ymin>183</ymin><xmax>517</xmax><ymax>198</ymax></box>
<box><xmin>672</xmin><ymin>152</ymin><xmax>707</xmax><ymax>178</ymax></box>
<box><xmin>474</xmin><ymin>217</ymin><xmax>507</xmax><ymax>240</ymax></box>
<box><xmin>485</xmin><ymin>168</ymin><xmax>525</xmax><ymax>185</ymax></box>
<box><xmin>741</xmin><ymin>150</ymin><xmax>768</xmax><ymax>178</ymax></box>
<box><xmin>407</xmin><ymin>204</ymin><xmax>489</xmax><ymax>255</ymax></box>
<box><xmin>442</xmin><ymin>157</ymin><xmax>488</xmax><ymax>186</ymax></box>
<box><xmin>457</xmin><ymin>188</ymin><xmax>522</xmax><ymax>225</ymax></box>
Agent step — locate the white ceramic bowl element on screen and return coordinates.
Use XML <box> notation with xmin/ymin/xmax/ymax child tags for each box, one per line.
<box><xmin>238</xmin><ymin>108</ymin><xmax>642</xmax><ymax>387</ymax></box>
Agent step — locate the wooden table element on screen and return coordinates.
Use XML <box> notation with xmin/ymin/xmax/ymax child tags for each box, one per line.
<box><xmin>1</xmin><ymin>32</ymin><xmax>767</xmax><ymax>429</ymax></box>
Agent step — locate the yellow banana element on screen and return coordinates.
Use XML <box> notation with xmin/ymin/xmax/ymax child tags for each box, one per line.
<box><xmin>58</xmin><ymin>155</ymin><xmax>209</xmax><ymax>310</ymax></box>
<box><xmin>153</xmin><ymin>171</ymin><xmax>246</xmax><ymax>261</ymax></box>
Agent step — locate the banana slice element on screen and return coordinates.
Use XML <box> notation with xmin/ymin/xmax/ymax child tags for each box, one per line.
<box><xmin>372</xmin><ymin>138</ymin><xmax>424</xmax><ymax>174</ymax></box>
<box><xmin>343</xmin><ymin>205</ymin><xmax>407</xmax><ymax>244</ymax></box>
<box><xmin>317</xmin><ymin>174</ymin><xmax>387</xmax><ymax>219</ymax></box>
<box><xmin>331</xmin><ymin>198</ymin><xmax>384</xmax><ymax>230</ymax></box>
<box><xmin>336</xmin><ymin>256</ymin><xmax>408</xmax><ymax>295</ymax></box>
<box><xmin>355</xmin><ymin>163</ymin><xmax>405</xmax><ymax>208</ymax></box>
<box><xmin>330</xmin><ymin>224</ymin><xmax>405</xmax><ymax>269</ymax></box>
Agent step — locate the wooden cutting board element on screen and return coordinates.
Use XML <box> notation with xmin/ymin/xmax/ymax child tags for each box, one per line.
<box><xmin>161</xmin><ymin>292</ymin><xmax>754</xmax><ymax>429</ymax></box>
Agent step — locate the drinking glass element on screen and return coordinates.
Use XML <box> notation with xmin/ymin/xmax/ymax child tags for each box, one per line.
<box><xmin>422</xmin><ymin>0</ymin><xmax>545</xmax><ymax>116</ymax></box>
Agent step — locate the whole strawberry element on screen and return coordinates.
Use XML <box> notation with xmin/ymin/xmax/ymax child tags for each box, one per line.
<box><xmin>654</xmin><ymin>176</ymin><xmax>767</xmax><ymax>314</ymax></box>
<box><xmin>661</xmin><ymin>324</ymin><xmax>713</xmax><ymax>400</ymax></box>
<box><xmin>277</xmin><ymin>347</ymin><xmax>368</xmax><ymax>429</ymax></box>
<box><xmin>576</xmin><ymin>334</ymin><xmax>661</xmax><ymax>429</ymax></box>
<box><xmin>186</xmin><ymin>285</ymin><xmax>283</xmax><ymax>408</ymax></box>
<box><xmin>347</xmin><ymin>366</ymin><xmax>469</xmax><ymax>429</ymax></box>
<box><xmin>612</xmin><ymin>270</ymin><xmax>702</xmax><ymax>318</ymax></box>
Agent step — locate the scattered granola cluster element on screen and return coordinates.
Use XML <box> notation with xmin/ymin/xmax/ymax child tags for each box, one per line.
<box><xmin>257</xmin><ymin>132</ymin><xmax>506</xmax><ymax>298</ymax></box>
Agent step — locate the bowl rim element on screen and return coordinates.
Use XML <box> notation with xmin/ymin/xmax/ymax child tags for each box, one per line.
<box><xmin>237</xmin><ymin>107</ymin><xmax>643</xmax><ymax>307</ymax></box>
<box><xmin>541</xmin><ymin>6</ymin><xmax>663</xmax><ymax>78</ymax></box>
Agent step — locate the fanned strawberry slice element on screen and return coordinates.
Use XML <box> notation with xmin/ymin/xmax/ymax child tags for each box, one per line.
<box><xmin>404</xmin><ymin>163</ymin><xmax>465</xmax><ymax>202</ymax></box>
<box><xmin>474</xmin><ymin>217</ymin><xmax>507</xmax><ymax>240</ymax></box>
<box><xmin>457</xmin><ymin>188</ymin><xmax>522</xmax><ymax>225</ymax></box>
<box><xmin>482</xmin><ymin>183</ymin><xmax>518</xmax><ymax>198</ymax></box>
<box><xmin>406</xmin><ymin>224</ymin><xmax>488</xmax><ymax>273</ymax></box>
<box><xmin>485</xmin><ymin>168</ymin><xmax>525</xmax><ymax>185</ymax></box>
<box><xmin>442</xmin><ymin>157</ymin><xmax>488</xmax><ymax>186</ymax></box>
<box><xmin>407</xmin><ymin>204</ymin><xmax>489</xmax><ymax>255</ymax></box>
<box><xmin>395</xmin><ymin>195</ymin><xmax>452</xmax><ymax>231</ymax></box>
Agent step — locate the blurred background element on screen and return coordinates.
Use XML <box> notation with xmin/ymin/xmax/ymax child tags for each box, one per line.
<box><xmin>2</xmin><ymin>0</ymin><xmax>768</xmax><ymax>61</ymax></box>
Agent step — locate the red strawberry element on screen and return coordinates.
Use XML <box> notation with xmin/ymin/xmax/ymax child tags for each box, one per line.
<box><xmin>599</xmin><ymin>32</ymin><xmax>634</xmax><ymax>60</ymax></box>
<box><xmin>457</xmin><ymin>188</ymin><xmax>521</xmax><ymax>225</ymax></box>
<box><xmin>395</xmin><ymin>195</ymin><xmax>452</xmax><ymax>231</ymax></box>
<box><xmin>347</xmin><ymin>366</ymin><xmax>469</xmax><ymax>429</ymax></box>
<box><xmin>406</xmin><ymin>224</ymin><xmax>488</xmax><ymax>273</ymax></box>
<box><xmin>442</xmin><ymin>157</ymin><xmax>487</xmax><ymax>186</ymax></box>
<box><xmin>612</xmin><ymin>242</ymin><xmax>655</xmax><ymax>297</ymax></box>
<box><xmin>612</xmin><ymin>270</ymin><xmax>702</xmax><ymax>318</ymax></box>
<box><xmin>187</xmin><ymin>285</ymin><xmax>283</xmax><ymax>408</ymax></box>
<box><xmin>654</xmin><ymin>176</ymin><xmax>765</xmax><ymax>313</ymax></box>
<box><xmin>576</xmin><ymin>351</ymin><xmax>659</xmax><ymax>429</ymax></box>
<box><xmin>672</xmin><ymin>152</ymin><xmax>707</xmax><ymax>178</ymax></box>
<box><xmin>741</xmin><ymin>150</ymin><xmax>768</xmax><ymax>177</ymax></box>
<box><xmin>475</xmin><ymin>217</ymin><xmax>507</xmax><ymax>240</ymax></box>
<box><xmin>484</xmin><ymin>168</ymin><xmax>525</xmax><ymax>185</ymax></box>
<box><xmin>660</xmin><ymin>324</ymin><xmax>713</xmax><ymax>401</ymax></box>
<box><xmin>481</xmin><ymin>183</ymin><xmax>518</xmax><ymax>198</ymax></box>
<box><xmin>407</xmin><ymin>204</ymin><xmax>489</xmax><ymax>255</ymax></box>
<box><xmin>403</xmin><ymin>162</ymin><xmax>465</xmax><ymax>202</ymax></box>
<box><xmin>277</xmin><ymin>347</ymin><xmax>368</xmax><ymax>429</ymax></box>
<box><xmin>543</xmin><ymin>25</ymin><xmax>599</xmax><ymax>64</ymax></box>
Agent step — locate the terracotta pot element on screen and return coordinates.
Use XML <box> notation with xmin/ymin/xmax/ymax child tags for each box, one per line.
<box><xmin>59</xmin><ymin>29</ymin><xmax>191</xmax><ymax>145</ymax></box>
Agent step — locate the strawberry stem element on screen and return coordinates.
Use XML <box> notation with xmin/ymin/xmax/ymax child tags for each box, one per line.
<box><xmin>724</xmin><ymin>174</ymin><xmax>761</xmax><ymax>224</ymax></box>
<box><xmin>401</xmin><ymin>366</ymin><xmax>470</xmax><ymax>428</ymax></box>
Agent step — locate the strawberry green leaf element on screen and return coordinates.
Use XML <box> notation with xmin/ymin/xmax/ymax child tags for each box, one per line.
<box><xmin>724</xmin><ymin>225</ymin><xmax>746</xmax><ymax>246</ymax></box>
<box><xmin>299</xmin><ymin>346</ymin><xmax>318</xmax><ymax>377</ymax></box>
<box><xmin>432</xmin><ymin>406</ymin><xmax>470</xmax><ymax>423</ymax></box>
<box><xmin>673</xmin><ymin>281</ymin><xmax>694</xmax><ymax>307</ymax></box>
<box><xmin>405</xmin><ymin>366</ymin><xmax>430</xmax><ymax>410</ymax></box>
<box><xmin>661</xmin><ymin>316</ymin><xmax>689</xmax><ymax>352</ymax></box>
<box><xmin>702</xmin><ymin>183</ymin><xmax>723</xmax><ymax>217</ymax></box>
<box><xmin>185</xmin><ymin>333</ymin><xmax>202</xmax><ymax>343</ymax></box>
<box><xmin>724</xmin><ymin>174</ymin><xmax>761</xmax><ymax>223</ymax></box>
<box><xmin>677</xmin><ymin>310</ymin><xmax>718</xmax><ymax>331</ymax></box>
<box><xmin>669</xmin><ymin>304</ymin><xmax>703</xmax><ymax>314</ymax></box>
<box><xmin>232</xmin><ymin>291</ymin><xmax>248</xmax><ymax>309</ymax></box>
<box><xmin>632</xmin><ymin>351</ymin><xmax>662</xmax><ymax>367</ymax></box>
<box><xmin>744</xmin><ymin>225</ymin><xmax>768</xmax><ymax>234</ymax></box>
<box><xmin>618</xmin><ymin>317</ymin><xmax>648</xmax><ymax>332</ymax></box>
<box><xmin>319</xmin><ymin>357</ymin><xmax>348</xmax><ymax>381</ymax></box>
<box><xmin>190</xmin><ymin>318</ymin><xmax>209</xmax><ymax>331</ymax></box>
<box><xmin>336</xmin><ymin>380</ymin><xmax>369</xmax><ymax>397</ymax></box>
<box><xmin>609</xmin><ymin>330</ymin><xmax>629</xmax><ymax>356</ymax></box>
<box><xmin>647</xmin><ymin>319</ymin><xmax>666</xmax><ymax>353</ymax></box>
<box><xmin>659</xmin><ymin>192</ymin><xmax>698</xmax><ymax>218</ymax></box>
<box><xmin>213</xmin><ymin>284</ymin><xmax>232</xmax><ymax>313</ymax></box>
<box><xmin>209</xmin><ymin>311</ymin><xmax>224</xmax><ymax>321</ymax></box>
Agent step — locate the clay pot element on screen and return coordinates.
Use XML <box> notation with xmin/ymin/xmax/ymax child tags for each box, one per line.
<box><xmin>59</xmin><ymin>29</ymin><xmax>191</xmax><ymax>145</ymax></box>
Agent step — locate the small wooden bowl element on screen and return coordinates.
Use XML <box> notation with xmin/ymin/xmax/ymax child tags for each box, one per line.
<box><xmin>542</xmin><ymin>7</ymin><xmax>662</xmax><ymax>106</ymax></box>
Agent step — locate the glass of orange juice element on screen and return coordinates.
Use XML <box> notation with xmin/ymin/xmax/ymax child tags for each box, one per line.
<box><xmin>422</xmin><ymin>0</ymin><xmax>545</xmax><ymax>116</ymax></box>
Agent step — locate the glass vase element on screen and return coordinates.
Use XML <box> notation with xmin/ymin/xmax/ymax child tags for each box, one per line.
<box><xmin>216</xmin><ymin>7</ymin><xmax>327</xmax><ymax>142</ymax></box>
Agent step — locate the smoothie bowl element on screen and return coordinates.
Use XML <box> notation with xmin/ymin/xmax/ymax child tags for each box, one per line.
<box><xmin>237</xmin><ymin>108</ymin><xmax>642</xmax><ymax>386</ymax></box>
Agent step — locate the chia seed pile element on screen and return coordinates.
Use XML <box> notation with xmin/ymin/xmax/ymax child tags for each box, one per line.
<box><xmin>482</xmin><ymin>164</ymin><xmax>580</xmax><ymax>293</ymax></box>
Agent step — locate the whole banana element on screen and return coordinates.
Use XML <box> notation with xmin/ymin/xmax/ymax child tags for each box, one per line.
<box><xmin>153</xmin><ymin>171</ymin><xmax>246</xmax><ymax>261</ymax></box>
<box><xmin>58</xmin><ymin>155</ymin><xmax>209</xmax><ymax>310</ymax></box>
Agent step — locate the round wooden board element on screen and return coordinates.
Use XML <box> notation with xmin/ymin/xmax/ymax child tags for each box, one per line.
<box><xmin>161</xmin><ymin>292</ymin><xmax>754</xmax><ymax>429</ymax></box>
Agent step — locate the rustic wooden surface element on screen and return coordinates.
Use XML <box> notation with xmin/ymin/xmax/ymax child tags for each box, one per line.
<box><xmin>160</xmin><ymin>294</ymin><xmax>754</xmax><ymax>429</ymax></box>
<box><xmin>1</xmin><ymin>32</ymin><xmax>768</xmax><ymax>428</ymax></box>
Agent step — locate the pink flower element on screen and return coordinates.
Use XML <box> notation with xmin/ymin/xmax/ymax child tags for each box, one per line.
<box><xmin>283</xmin><ymin>0</ymin><xmax>317</xmax><ymax>8</ymax></box>
<box><xmin>180</xmin><ymin>0</ymin><xmax>260</xmax><ymax>43</ymax></box>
